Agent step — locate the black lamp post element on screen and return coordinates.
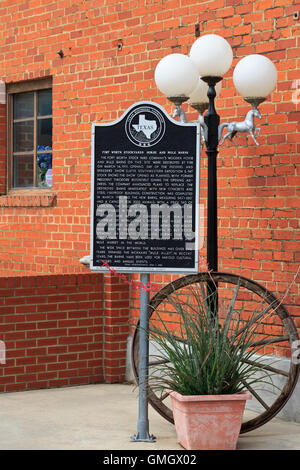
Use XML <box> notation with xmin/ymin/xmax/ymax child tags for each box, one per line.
<box><xmin>202</xmin><ymin>76</ymin><xmax>222</xmax><ymax>275</ymax></box>
<box><xmin>202</xmin><ymin>76</ymin><xmax>222</xmax><ymax>315</ymax></box>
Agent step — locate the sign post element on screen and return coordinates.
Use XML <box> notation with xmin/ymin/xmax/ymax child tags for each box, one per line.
<box><xmin>131</xmin><ymin>272</ymin><xmax>155</xmax><ymax>442</ymax></box>
<box><xmin>90</xmin><ymin>101</ymin><xmax>200</xmax><ymax>441</ymax></box>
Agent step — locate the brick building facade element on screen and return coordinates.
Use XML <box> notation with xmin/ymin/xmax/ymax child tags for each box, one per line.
<box><xmin>0</xmin><ymin>0</ymin><xmax>299</xmax><ymax>394</ymax></box>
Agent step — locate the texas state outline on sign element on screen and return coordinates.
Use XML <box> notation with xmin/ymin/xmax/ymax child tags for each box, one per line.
<box><xmin>132</xmin><ymin>114</ymin><xmax>157</xmax><ymax>139</ymax></box>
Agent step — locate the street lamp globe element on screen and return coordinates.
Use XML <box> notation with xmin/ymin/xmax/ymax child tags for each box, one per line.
<box><xmin>189</xmin><ymin>34</ymin><xmax>233</xmax><ymax>78</ymax></box>
<box><xmin>154</xmin><ymin>53</ymin><xmax>199</xmax><ymax>100</ymax></box>
<box><xmin>233</xmin><ymin>54</ymin><xmax>277</xmax><ymax>99</ymax></box>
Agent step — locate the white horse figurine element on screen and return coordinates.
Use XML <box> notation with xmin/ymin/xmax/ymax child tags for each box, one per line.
<box><xmin>198</xmin><ymin>113</ymin><xmax>208</xmax><ymax>144</ymax></box>
<box><xmin>172</xmin><ymin>105</ymin><xmax>187</xmax><ymax>123</ymax></box>
<box><xmin>218</xmin><ymin>108</ymin><xmax>262</xmax><ymax>146</ymax></box>
<box><xmin>173</xmin><ymin>106</ymin><xmax>207</xmax><ymax>145</ymax></box>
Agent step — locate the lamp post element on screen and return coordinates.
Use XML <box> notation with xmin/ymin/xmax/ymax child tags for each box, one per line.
<box><xmin>155</xmin><ymin>33</ymin><xmax>277</xmax><ymax>313</ymax></box>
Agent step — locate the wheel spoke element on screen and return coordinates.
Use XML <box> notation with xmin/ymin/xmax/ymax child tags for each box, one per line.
<box><xmin>249</xmin><ymin>335</ymin><xmax>289</xmax><ymax>348</ymax></box>
<box><xmin>160</xmin><ymin>391</ymin><xmax>169</xmax><ymax>401</ymax></box>
<box><xmin>149</xmin><ymin>358</ymin><xmax>170</xmax><ymax>367</ymax></box>
<box><xmin>242</xmin><ymin>381</ymin><xmax>270</xmax><ymax>410</ymax></box>
<box><xmin>242</xmin><ymin>358</ymin><xmax>289</xmax><ymax>377</ymax></box>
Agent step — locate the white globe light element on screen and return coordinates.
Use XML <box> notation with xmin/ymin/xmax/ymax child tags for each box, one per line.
<box><xmin>188</xmin><ymin>78</ymin><xmax>222</xmax><ymax>104</ymax></box>
<box><xmin>233</xmin><ymin>54</ymin><xmax>277</xmax><ymax>98</ymax></box>
<box><xmin>189</xmin><ymin>34</ymin><xmax>233</xmax><ymax>77</ymax></box>
<box><xmin>154</xmin><ymin>53</ymin><xmax>199</xmax><ymax>98</ymax></box>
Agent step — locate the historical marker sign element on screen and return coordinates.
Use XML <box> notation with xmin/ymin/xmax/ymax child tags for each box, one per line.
<box><xmin>90</xmin><ymin>101</ymin><xmax>200</xmax><ymax>273</ymax></box>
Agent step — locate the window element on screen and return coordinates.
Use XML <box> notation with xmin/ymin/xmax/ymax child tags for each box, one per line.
<box><xmin>7</xmin><ymin>78</ymin><xmax>52</xmax><ymax>189</ymax></box>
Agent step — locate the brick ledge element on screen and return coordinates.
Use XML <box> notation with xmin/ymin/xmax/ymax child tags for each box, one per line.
<box><xmin>0</xmin><ymin>192</ymin><xmax>57</xmax><ymax>207</ymax></box>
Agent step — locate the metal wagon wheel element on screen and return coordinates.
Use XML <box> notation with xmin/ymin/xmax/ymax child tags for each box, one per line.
<box><xmin>131</xmin><ymin>272</ymin><xmax>299</xmax><ymax>434</ymax></box>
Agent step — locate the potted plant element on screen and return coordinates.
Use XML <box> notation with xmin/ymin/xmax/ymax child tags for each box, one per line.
<box><xmin>147</xmin><ymin>284</ymin><xmax>276</xmax><ymax>450</ymax></box>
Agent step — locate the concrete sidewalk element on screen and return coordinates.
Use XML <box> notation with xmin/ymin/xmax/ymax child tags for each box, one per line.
<box><xmin>0</xmin><ymin>383</ymin><xmax>299</xmax><ymax>450</ymax></box>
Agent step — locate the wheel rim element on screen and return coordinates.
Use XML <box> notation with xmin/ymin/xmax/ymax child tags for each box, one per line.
<box><xmin>131</xmin><ymin>272</ymin><xmax>300</xmax><ymax>434</ymax></box>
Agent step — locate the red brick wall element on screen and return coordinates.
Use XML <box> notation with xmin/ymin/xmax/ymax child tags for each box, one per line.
<box><xmin>0</xmin><ymin>272</ymin><xmax>130</xmax><ymax>391</ymax></box>
<box><xmin>0</xmin><ymin>2</ymin><xmax>298</xmax><ymax>335</ymax></box>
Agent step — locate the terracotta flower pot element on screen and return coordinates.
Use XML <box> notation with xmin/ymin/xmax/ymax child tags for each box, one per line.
<box><xmin>168</xmin><ymin>390</ymin><xmax>252</xmax><ymax>450</ymax></box>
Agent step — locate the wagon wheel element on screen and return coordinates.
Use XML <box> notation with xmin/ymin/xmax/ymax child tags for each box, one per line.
<box><xmin>131</xmin><ymin>272</ymin><xmax>299</xmax><ymax>434</ymax></box>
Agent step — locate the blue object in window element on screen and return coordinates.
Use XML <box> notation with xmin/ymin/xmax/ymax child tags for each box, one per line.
<box><xmin>37</xmin><ymin>145</ymin><xmax>52</xmax><ymax>186</ymax></box>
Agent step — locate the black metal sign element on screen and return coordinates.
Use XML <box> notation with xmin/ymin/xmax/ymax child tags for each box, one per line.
<box><xmin>90</xmin><ymin>101</ymin><xmax>200</xmax><ymax>273</ymax></box>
